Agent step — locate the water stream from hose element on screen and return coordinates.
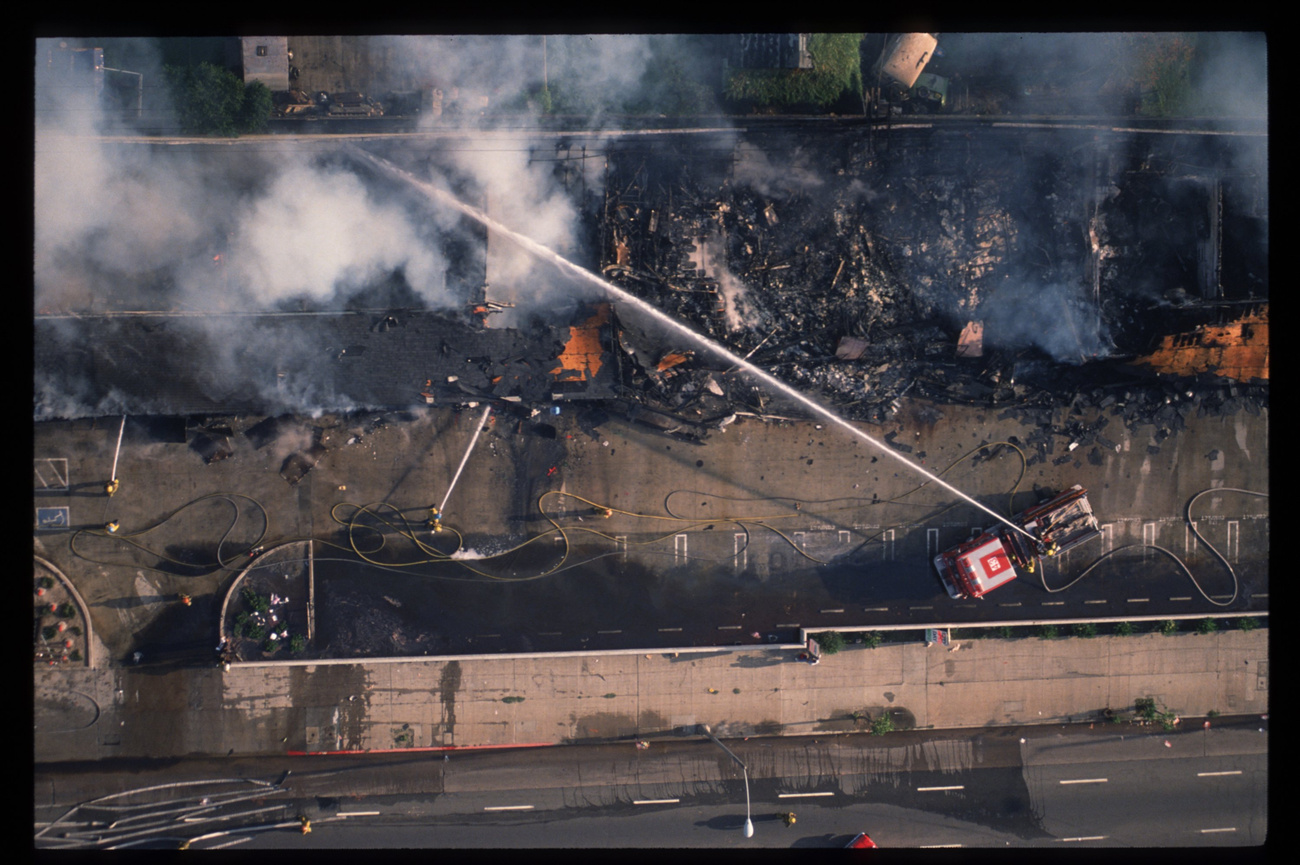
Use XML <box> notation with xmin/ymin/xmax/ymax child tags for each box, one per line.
<box><xmin>347</xmin><ymin>144</ymin><xmax>1036</xmax><ymax>541</ymax></box>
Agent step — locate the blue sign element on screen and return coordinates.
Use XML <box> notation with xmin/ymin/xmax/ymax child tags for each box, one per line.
<box><xmin>36</xmin><ymin>507</ymin><xmax>69</xmax><ymax>530</ymax></box>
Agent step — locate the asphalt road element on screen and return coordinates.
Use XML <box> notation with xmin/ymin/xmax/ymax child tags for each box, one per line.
<box><xmin>36</xmin><ymin>720</ymin><xmax>1267</xmax><ymax>850</ymax></box>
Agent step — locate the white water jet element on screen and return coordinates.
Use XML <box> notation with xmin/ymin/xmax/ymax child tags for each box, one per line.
<box><xmin>347</xmin><ymin>144</ymin><xmax>1035</xmax><ymax>541</ymax></box>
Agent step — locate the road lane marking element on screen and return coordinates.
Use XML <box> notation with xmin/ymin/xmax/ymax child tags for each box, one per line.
<box><xmin>634</xmin><ymin>799</ymin><xmax>680</xmax><ymax>805</ymax></box>
<box><xmin>864</xmin><ymin>607</ymin><xmax>889</xmax><ymax>612</ymax></box>
<box><xmin>1084</xmin><ymin>599</ymin><xmax>1107</xmax><ymax>604</ymax></box>
<box><xmin>920</xmin><ymin>844</ymin><xmax>963</xmax><ymax>848</ymax></box>
<box><xmin>1060</xmin><ymin>836</ymin><xmax>1108</xmax><ymax>842</ymax></box>
<box><xmin>1200</xmin><ymin>827</ymin><xmax>1237</xmax><ymax>834</ymax></box>
<box><xmin>819</xmin><ymin>609</ymin><xmax>844</xmax><ymax>614</ymax></box>
<box><xmin>1198</xmin><ymin>771</ymin><xmax>1243</xmax><ymax>777</ymax></box>
<box><xmin>1042</xmin><ymin>601</ymin><xmax>1064</xmax><ymax>606</ymax></box>
<box><xmin>777</xmin><ymin>623</ymin><xmax>801</xmax><ymax>628</ymax></box>
<box><xmin>338</xmin><ymin>811</ymin><xmax>381</xmax><ymax>817</ymax></box>
<box><xmin>658</xmin><ymin>628</ymin><xmax>682</xmax><ymax>632</ymax></box>
<box><xmin>1170</xmin><ymin>597</ymin><xmax>1192</xmax><ymax>602</ymax></box>
<box><xmin>910</xmin><ymin>606</ymin><xmax>933</xmax><ymax>611</ymax></box>
<box><xmin>1127</xmin><ymin>598</ymin><xmax>1149</xmax><ymax>603</ymax></box>
<box><xmin>597</xmin><ymin>630</ymin><xmax>622</xmax><ymax>634</ymax></box>
<box><xmin>916</xmin><ymin>786</ymin><xmax>965</xmax><ymax>792</ymax></box>
<box><xmin>484</xmin><ymin>805</ymin><xmax>534</xmax><ymax>811</ymax></box>
<box><xmin>718</xmin><ymin>625</ymin><xmax>742</xmax><ymax>630</ymax></box>
<box><xmin>778</xmin><ymin>792</ymin><xmax>834</xmax><ymax>798</ymax></box>
<box><xmin>1059</xmin><ymin>778</ymin><xmax>1108</xmax><ymax>785</ymax></box>
<box><xmin>999</xmin><ymin>602</ymin><xmax>1021</xmax><ymax>607</ymax></box>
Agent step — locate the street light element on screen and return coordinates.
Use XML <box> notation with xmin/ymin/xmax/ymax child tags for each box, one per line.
<box><xmin>701</xmin><ymin>725</ymin><xmax>753</xmax><ymax>838</ymax></box>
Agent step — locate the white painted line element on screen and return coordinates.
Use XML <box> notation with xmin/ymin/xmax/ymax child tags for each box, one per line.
<box><xmin>920</xmin><ymin>844</ymin><xmax>963</xmax><ymax>848</ymax></box>
<box><xmin>1200</xmin><ymin>827</ymin><xmax>1237</xmax><ymax>834</ymax></box>
<box><xmin>658</xmin><ymin>628</ymin><xmax>682</xmax><ymax>632</ymax></box>
<box><xmin>597</xmin><ymin>630</ymin><xmax>622</xmax><ymax>634</ymax></box>
<box><xmin>1084</xmin><ymin>599</ymin><xmax>1107</xmax><ymax>604</ymax></box>
<box><xmin>1170</xmin><ymin>597</ymin><xmax>1192</xmax><ymax>602</ymax></box>
<box><xmin>864</xmin><ymin>607</ymin><xmax>889</xmax><ymax>612</ymax></box>
<box><xmin>820</xmin><ymin>609</ymin><xmax>844</xmax><ymax>614</ymax></box>
<box><xmin>917</xmin><ymin>785</ymin><xmax>965</xmax><ymax>792</ymax></box>
<box><xmin>1127</xmin><ymin>598</ymin><xmax>1149</xmax><ymax>603</ymax></box>
<box><xmin>1042</xmin><ymin>601</ymin><xmax>1065</xmax><ymax>606</ymax></box>
<box><xmin>718</xmin><ymin>625</ymin><xmax>742</xmax><ymax>630</ymax></box>
<box><xmin>777</xmin><ymin>623</ymin><xmax>801</xmax><ymax>629</ymax></box>
<box><xmin>1197</xmin><ymin>770</ymin><xmax>1243</xmax><ymax>777</ymax></box>
<box><xmin>1059</xmin><ymin>778</ymin><xmax>1108</xmax><ymax>785</ymax></box>
<box><xmin>910</xmin><ymin>606</ymin><xmax>933</xmax><ymax>611</ymax></box>
<box><xmin>634</xmin><ymin>799</ymin><xmax>680</xmax><ymax>805</ymax></box>
<box><xmin>778</xmin><ymin>791</ymin><xmax>835</xmax><ymax>798</ymax></box>
<box><xmin>999</xmin><ymin>603</ymin><xmax>1022</xmax><ymax>607</ymax></box>
<box><xmin>1060</xmin><ymin>836</ymin><xmax>1108</xmax><ymax>842</ymax></box>
<box><xmin>484</xmin><ymin>805</ymin><xmax>535</xmax><ymax>812</ymax></box>
<box><xmin>539</xmin><ymin>632</ymin><xmax>562</xmax><ymax>636</ymax></box>
<box><xmin>338</xmin><ymin>811</ymin><xmax>381</xmax><ymax>817</ymax></box>
<box><xmin>1254</xmin><ymin>593</ymin><xmax>1268</xmax><ymax>599</ymax></box>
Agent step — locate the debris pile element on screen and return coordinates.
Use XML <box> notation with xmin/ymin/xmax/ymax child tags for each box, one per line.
<box><xmin>596</xmin><ymin>127</ymin><xmax>1267</xmax><ymax>436</ymax></box>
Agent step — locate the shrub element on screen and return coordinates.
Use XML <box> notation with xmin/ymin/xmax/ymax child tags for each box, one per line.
<box><xmin>242</xmin><ymin>587</ymin><xmax>270</xmax><ymax>613</ymax></box>
<box><xmin>997</xmin><ymin>625</ymin><xmax>1015</xmax><ymax>639</ymax></box>
<box><xmin>870</xmin><ymin>713</ymin><xmax>895</xmax><ymax>736</ymax></box>
<box><xmin>1197</xmin><ymin>617</ymin><xmax>1219</xmax><ymax>635</ymax></box>
<box><xmin>57</xmin><ymin>603</ymin><xmax>76</xmax><ymax>618</ymax></box>
<box><xmin>1072</xmin><ymin>623</ymin><xmax>1097</xmax><ymax>638</ymax></box>
<box><xmin>1038</xmin><ymin>624</ymin><xmax>1059</xmax><ymax>640</ymax></box>
<box><xmin>813</xmin><ymin>631</ymin><xmax>846</xmax><ymax>655</ymax></box>
<box><xmin>1158</xmin><ymin>619</ymin><xmax>1178</xmax><ymax>636</ymax></box>
<box><xmin>288</xmin><ymin>634</ymin><xmax>307</xmax><ymax>654</ymax></box>
<box><xmin>862</xmin><ymin>631</ymin><xmax>883</xmax><ymax>649</ymax></box>
<box><xmin>1113</xmin><ymin>621</ymin><xmax>1135</xmax><ymax>636</ymax></box>
<box><xmin>38</xmin><ymin>576</ymin><xmax>54</xmax><ymax>589</ymax></box>
<box><xmin>1237</xmin><ymin>617</ymin><xmax>1258</xmax><ymax>632</ymax></box>
<box><xmin>69</xmin><ymin>650</ymin><xmax>82</xmax><ymax>661</ymax></box>
<box><xmin>262</xmin><ymin>637</ymin><xmax>280</xmax><ymax>654</ymax></box>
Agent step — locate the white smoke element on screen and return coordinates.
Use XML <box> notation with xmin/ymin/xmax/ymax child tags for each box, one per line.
<box><xmin>222</xmin><ymin>160</ymin><xmax>450</xmax><ymax>308</ymax></box>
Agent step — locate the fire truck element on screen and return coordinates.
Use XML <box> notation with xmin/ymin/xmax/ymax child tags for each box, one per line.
<box><xmin>934</xmin><ymin>485</ymin><xmax>1101</xmax><ymax>600</ymax></box>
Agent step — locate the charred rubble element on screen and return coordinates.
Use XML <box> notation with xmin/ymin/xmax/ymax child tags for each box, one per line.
<box><xmin>594</xmin><ymin>127</ymin><xmax>1267</xmax><ymax>447</ymax></box>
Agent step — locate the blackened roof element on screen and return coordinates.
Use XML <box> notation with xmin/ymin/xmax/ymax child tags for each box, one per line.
<box><xmin>34</xmin><ymin>306</ymin><xmax>618</xmax><ymax>421</ymax></box>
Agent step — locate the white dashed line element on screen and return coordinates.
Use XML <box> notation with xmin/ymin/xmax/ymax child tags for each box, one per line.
<box><xmin>1197</xmin><ymin>770</ymin><xmax>1243</xmax><ymax>777</ymax></box>
<box><xmin>778</xmin><ymin>792</ymin><xmax>835</xmax><ymax>798</ymax></box>
<box><xmin>484</xmin><ymin>805</ymin><xmax>534</xmax><ymax>811</ymax></box>
<box><xmin>634</xmin><ymin>799</ymin><xmax>680</xmax><ymax>805</ymax></box>
<box><xmin>1059</xmin><ymin>778</ymin><xmax>1108</xmax><ymax>785</ymax></box>
<box><xmin>917</xmin><ymin>785</ymin><xmax>965</xmax><ymax>792</ymax></box>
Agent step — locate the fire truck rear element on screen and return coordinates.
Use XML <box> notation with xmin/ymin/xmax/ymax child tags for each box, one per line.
<box><xmin>934</xmin><ymin>485</ymin><xmax>1102</xmax><ymax>600</ymax></box>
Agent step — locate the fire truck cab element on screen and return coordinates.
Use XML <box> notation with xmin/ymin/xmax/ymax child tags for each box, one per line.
<box><xmin>934</xmin><ymin>485</ymin><xmax>1101</xmax><ymax>600</ymax></box>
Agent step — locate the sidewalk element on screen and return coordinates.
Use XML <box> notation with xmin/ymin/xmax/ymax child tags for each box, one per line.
<box><xmin>34</xmin><ymin>628</ymin><xmax>1268</xmax><ymax>763</ymax></box>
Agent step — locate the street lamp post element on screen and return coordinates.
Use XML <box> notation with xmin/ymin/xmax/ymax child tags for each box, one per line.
<box><xmin>702</xmin><ymin>725</ymin><xmax>753</xmax><ymax>838</ymax></box>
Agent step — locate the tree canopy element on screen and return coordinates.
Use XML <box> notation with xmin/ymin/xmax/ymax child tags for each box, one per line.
<box><xmin>166</xmin><ymin>62</ymin><xmax>271</xmax><ymax>135</ymax></box>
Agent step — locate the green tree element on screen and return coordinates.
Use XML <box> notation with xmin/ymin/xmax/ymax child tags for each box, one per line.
<box><xmin>813</xmin><ymin>631</ymin><xmax>846</xmax><ymax>655</ymax></box>
<box><xmin>166</xmin><ymin>62</ymin><xmax>271</xmax><ymax>136</ymax></box>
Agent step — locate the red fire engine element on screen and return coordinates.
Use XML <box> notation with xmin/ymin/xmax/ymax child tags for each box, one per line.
<box><xmin>934</xmin><ymin>485</ymin><xmax>1101</xmax><ymax>600</ymax></box>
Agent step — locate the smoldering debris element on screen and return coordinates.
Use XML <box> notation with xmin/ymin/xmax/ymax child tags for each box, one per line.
<box><xmin>596</xmin><ymin>123</ymin><xmax>1266</xmax><ymax>441</ymax></box>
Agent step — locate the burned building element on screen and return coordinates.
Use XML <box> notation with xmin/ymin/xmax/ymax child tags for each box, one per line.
<box><xmin>33</xmin><ymin>304</ymin><xmax>620</xmax><ymax>422</ymax></box>
<box><xmin>594</xmin><ymin>123</ymin><xmax>1267</xmax><ymax>437</ymax></box>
